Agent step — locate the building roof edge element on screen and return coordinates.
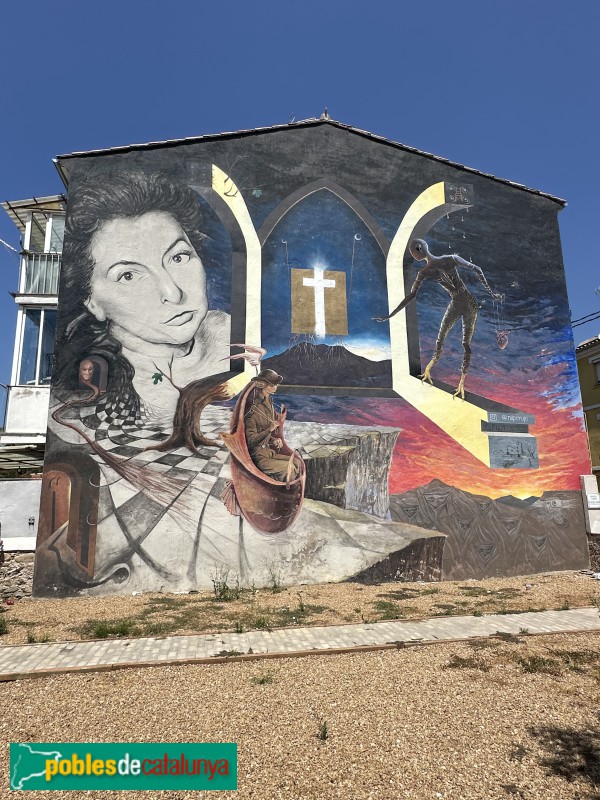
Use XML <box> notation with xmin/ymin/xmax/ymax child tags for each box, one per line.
<box><xmin>55</xmin><ymin>118</ymin><xmax>566</xmax><ymax>206</ymax></box>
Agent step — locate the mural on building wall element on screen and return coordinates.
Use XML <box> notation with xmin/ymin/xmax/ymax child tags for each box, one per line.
<box><xmin>32</xmin><ymin>123</ymin><xmax>590</xmax><ymax>597</ymax></box>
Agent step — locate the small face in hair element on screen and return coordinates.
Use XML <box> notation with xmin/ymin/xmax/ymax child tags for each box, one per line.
<box><xmin>79</xmin><ymin>359</ymin><xmax>95</xmax><ymax>384</ymax></box>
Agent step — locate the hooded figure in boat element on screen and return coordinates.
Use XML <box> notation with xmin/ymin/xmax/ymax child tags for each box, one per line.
<box><xmin>245</xmin><ymin>369</ymin><xmax>301</xmax><ymax>482</ymax></box>
<box><xmin>220</xmin><ymin>369</ymin><xmax>305</xmax><ymax>534</ymax></box>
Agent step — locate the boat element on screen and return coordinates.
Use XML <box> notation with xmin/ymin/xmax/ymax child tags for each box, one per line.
<box><xmin>220</xmin><ymin>382</ymin><xmax>306</xmax><ymax>534</ymax></box>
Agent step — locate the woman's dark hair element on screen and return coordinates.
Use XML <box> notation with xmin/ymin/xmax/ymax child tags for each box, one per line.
<box><xmin>54</xmin><ymin>170</ymin><xmax>207</xmax><ymax>409</ymax></box>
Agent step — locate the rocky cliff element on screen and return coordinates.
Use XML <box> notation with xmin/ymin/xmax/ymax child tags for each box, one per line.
<box><xmin>285</xmin><ymin>420</ymin><xmax>399</xmax><ymax>519</ymax></box>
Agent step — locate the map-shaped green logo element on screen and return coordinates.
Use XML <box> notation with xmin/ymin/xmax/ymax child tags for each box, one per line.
<box><xmin>11</xmin><ymin>743</ymin><xmax>63</xmax><ymax>789</ymax></box>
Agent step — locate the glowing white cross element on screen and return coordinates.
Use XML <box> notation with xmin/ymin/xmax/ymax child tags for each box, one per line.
<box><xmin>303</xmin><ymin>268</ymin><xmax>336</xmax><ymax>338</ymax></box>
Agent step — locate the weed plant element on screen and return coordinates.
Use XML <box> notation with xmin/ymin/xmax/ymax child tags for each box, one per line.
<box><xmin>517</xmin><ymin>655</ymin><xmax>562</xmax><ymax>675</ymax></box>
<box><xmin>316</xmin><ymin>719</ymin><xmax>329</xmax><ymax>742</ymax></box>
<box><xmin>211</xmin><ymin>566</ymin><xmax>241</xmax><ymax>602</ymax></box>
<box><xmin>26</xmin><ymin>631</ymin><xmax>50</xmax><ymax>644</ymax></box>
<box><xmin>444</xmin><ymin>653</ymin><xmax>490</xmax><ymax>672</ymax></box>
<box><xmin>251</xmin><ymin>673</ymin><xmax>274</xmax><ymax>686</ymax></box>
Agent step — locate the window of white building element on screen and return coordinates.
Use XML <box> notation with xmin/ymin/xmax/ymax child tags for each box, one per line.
<box><xmin>18</xmin><ymin>308</ymin><xmax>57</xmax><ymax>385</ymax></box>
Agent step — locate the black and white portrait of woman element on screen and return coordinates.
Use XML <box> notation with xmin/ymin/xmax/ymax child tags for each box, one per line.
<box><xmin>56</xmin><ymin>170</ymin><xmax>230</xmax><ymax>425</ymax></box>
<box><xmin>35</xmin><ymin>170</ymin><xmax>240</xmax><ymax>595</ymax></box>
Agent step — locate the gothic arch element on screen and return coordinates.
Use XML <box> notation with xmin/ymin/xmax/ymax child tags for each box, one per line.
<box><xmin>257</xmin><ymin>178</ymin><xmax>390</xmax><ymax>257</ymax></box>
<box><xmin>195</xmin><ymin>184</ymin><xmax>250</xmax><ymax>354</ymax></box>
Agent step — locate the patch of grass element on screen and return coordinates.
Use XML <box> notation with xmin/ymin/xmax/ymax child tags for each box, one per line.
<box><xmin>82</xmin><ymin>619</ymin><xmax>137</xmax><ymax>639</ymax></box>
<box><xmin>496</xmin><ymin>588</ymin><xmax>521</xmax><ymax>599</ymax></box>
<box><xmin>251</xmin><ymin>672</ymin><xmax>274</xmax><ymax>686</ymax></box>
<box><xmin>548</xmin><ymin>649</ymin><xmax>599</xmax><ymax>672</ymax></box>
<box><xmin>142</xmin><ymin>622</ymin><xmax>173</xmax><ymax>636</ymax></box>
<box><xmin>379</xmin><ymin>589</ymin><xmax>420</xmax><ymax>601</ymax></box>
<box><xmin>433</xmin><ymin>603</ymin><xmax>460</xmax><ymax>616</ymax></box>
<box><xmin>214</xmin><ymin>649</ymin><xmax>242</xmax><ymax>658</ymax></box>
<box><xmin>459</xmin><ymin>586</ymin><xmax>521</xmax><ymax>600</ymax></box>
<box><xmin>142</xmin><ymin>596</ymin><xmax>189</xmax><ymax>611</ymax></box>
<box><xmin>0</xmin><ymin>614</ymin><xmax>8</xmax><ymax>635</ymax></box>
<box><xmin>135</xmin><ymin>592</ymin><xmax>247</xmax><ymax>636</ymax></box>
<box><xmin>233</xmin><ymin>621</ymin><xmax>244</xmax><ymax>634</ymax></box>
<box><xmin>519</xmin><ymin>628</ymin><xmax>530</xmax><ymax>635</ymax></box>
<box><xmin>444</xmin><ymin>653</ymin><xmax>490</xmax><ymax>672</ymax></box>
<box><xmin>253</xmin><ymin>616</ymin><xmax>270</xmax><ymax>630</ymax></box>
<box><xmin>271</xmin><ymin>604</ymin><xmax>327</xmax><ymax>627</ymax></box>
<box><xmin>373</xmin><ymin>600</ymin><xmax>403</xmax><ymax>620</ymax></box>
<box><xmin>473</xmin><ymin>609</ymin><xmax>484</xmax><ymax>617</ymax></box>
<box><xmin>26</xmin><ymin>631</ymin><xmax>50</xmax><ymax>644</ymax></box>
<box><xmin>132</xmin><ymin>603</ymin><xmax>214</xmax><ymax>636</ymax></box>
<box><xmin>497</xmin><ymin>604</ymin><xmax>546</xmax><ymax>615</ymax></box>
<box><xmin>458</xmin><ymin>585</ymin><xmax>493</xmax><ymax>597</ymax></box>
<box><xmin>559</xmin><ymin>600</ymin><xmax>571</xmax><ymax>611</ymax></box>
<box><xmin>517</xmin><ymin>655</ymin><xmax>562</xmax><ymax>675</ymax></box>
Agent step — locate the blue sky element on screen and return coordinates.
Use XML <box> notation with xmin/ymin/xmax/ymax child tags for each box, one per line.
<box><xmin>1</xmin><ymin>0</ymin><xmax>599</xmax><ymax>418</ymax></box>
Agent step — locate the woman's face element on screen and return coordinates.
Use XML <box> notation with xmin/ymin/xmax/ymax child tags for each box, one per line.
<box><xmin>85</xmin><ymin>211</ymin><xmax>208</xmax><ymax>348</ymax></box>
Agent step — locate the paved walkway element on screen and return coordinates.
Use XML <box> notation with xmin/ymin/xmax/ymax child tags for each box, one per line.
<box><xmin>0</xmin><ymin>607</ymin><xmax>598</xmax><ymax>682</ymax></box>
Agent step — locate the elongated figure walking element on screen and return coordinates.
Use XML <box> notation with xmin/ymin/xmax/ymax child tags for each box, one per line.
<box><xmin>375</xmin><ymin>239</ymin><xmax>503</xmax><ymax>398</ymax></box>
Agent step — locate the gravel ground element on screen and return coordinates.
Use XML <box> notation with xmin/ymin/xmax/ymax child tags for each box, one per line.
<box><xmin>1</xmin><ymin>570</ymin><xmax>599</xmax><ymax>646</ymax></box>
<box><xmin>1</xmin><ymin>630</ymin><xmax>599</xmax><ymax>799</ymax></box>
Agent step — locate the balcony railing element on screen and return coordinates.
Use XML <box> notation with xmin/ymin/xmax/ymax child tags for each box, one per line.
<box><xmin>23</xmin><ymin>252</ymin><xmax>61</xmax><ymax>295</ymax></box>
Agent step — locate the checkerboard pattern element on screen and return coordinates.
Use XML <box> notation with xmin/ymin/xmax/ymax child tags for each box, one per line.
<box><xmin>73</xmin><ymin>400</ymin><xmax>237</xmax><ymax>586</ymax></box>
<box><xmin>79</xmin><ymin>398</ymin><xmax>232</xmax><ymax>474</ymax></box>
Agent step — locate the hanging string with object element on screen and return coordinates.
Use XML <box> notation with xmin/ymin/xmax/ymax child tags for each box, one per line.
<box><xmin>282</xmin><ymin>239</ymin><xmax>289</xmax><ymax>270</ymax></box>
<box><xmin>282</xmin><ymin>238</ymin><xmax>290</xmax><ymax>301</ymax></box>
<box><xmin>493</xmin><ymin>294</ymin><xmax>509</xmax><ymax>350</ymax></box>
<box><xmin>348</xmin><ymin>233</ymin><xmax>361</xmax><ymax>301</ymax></box>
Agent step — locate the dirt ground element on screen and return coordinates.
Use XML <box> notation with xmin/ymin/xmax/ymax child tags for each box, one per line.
<box><xmin>1</xmin><ymin>571</ymin><xmax>599</xmax><ymax>798</ymax></box>
<box><xmin>1</xmin><ymin>629</ymin><xmax>599</xmax><ymax>799</ymax></box>
<box><xmin>1</xmin><ymin>570</ymin><xmax>599</xmax><ymax>646</ymax></box>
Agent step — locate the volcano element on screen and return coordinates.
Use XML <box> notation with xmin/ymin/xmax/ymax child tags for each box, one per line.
<box><xmin>263</xmin><ymin>343</ymin><xmax>392</xmax><ymax>388</ymax></box>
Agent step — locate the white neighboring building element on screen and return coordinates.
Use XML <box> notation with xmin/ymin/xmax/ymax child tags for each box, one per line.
<box><xmin>0</xmin><ymin>196</ymin><xmax>63</xmax><ymax>549</ymax></box>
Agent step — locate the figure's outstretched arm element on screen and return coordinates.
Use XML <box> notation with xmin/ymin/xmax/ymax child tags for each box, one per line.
<box><xmin>452</xmin><ymin>255</ymin><xmax>504</xmax><ymax>301</ymax></box>
<box><xmin>374</xmin><ymin>271</ymin><xmax>426</xmax><ymax>321</ymax></box>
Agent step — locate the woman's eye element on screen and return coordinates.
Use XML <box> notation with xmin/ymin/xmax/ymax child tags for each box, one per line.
<box><xmin>117</xmin><ymin>271</ymin><xmax>136</xmax><ymax>283</ymax></box>
<box><xmin>171</xmin><ymin>251</ymin><xmax>191</xmax><ymax>265</ymax></box>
